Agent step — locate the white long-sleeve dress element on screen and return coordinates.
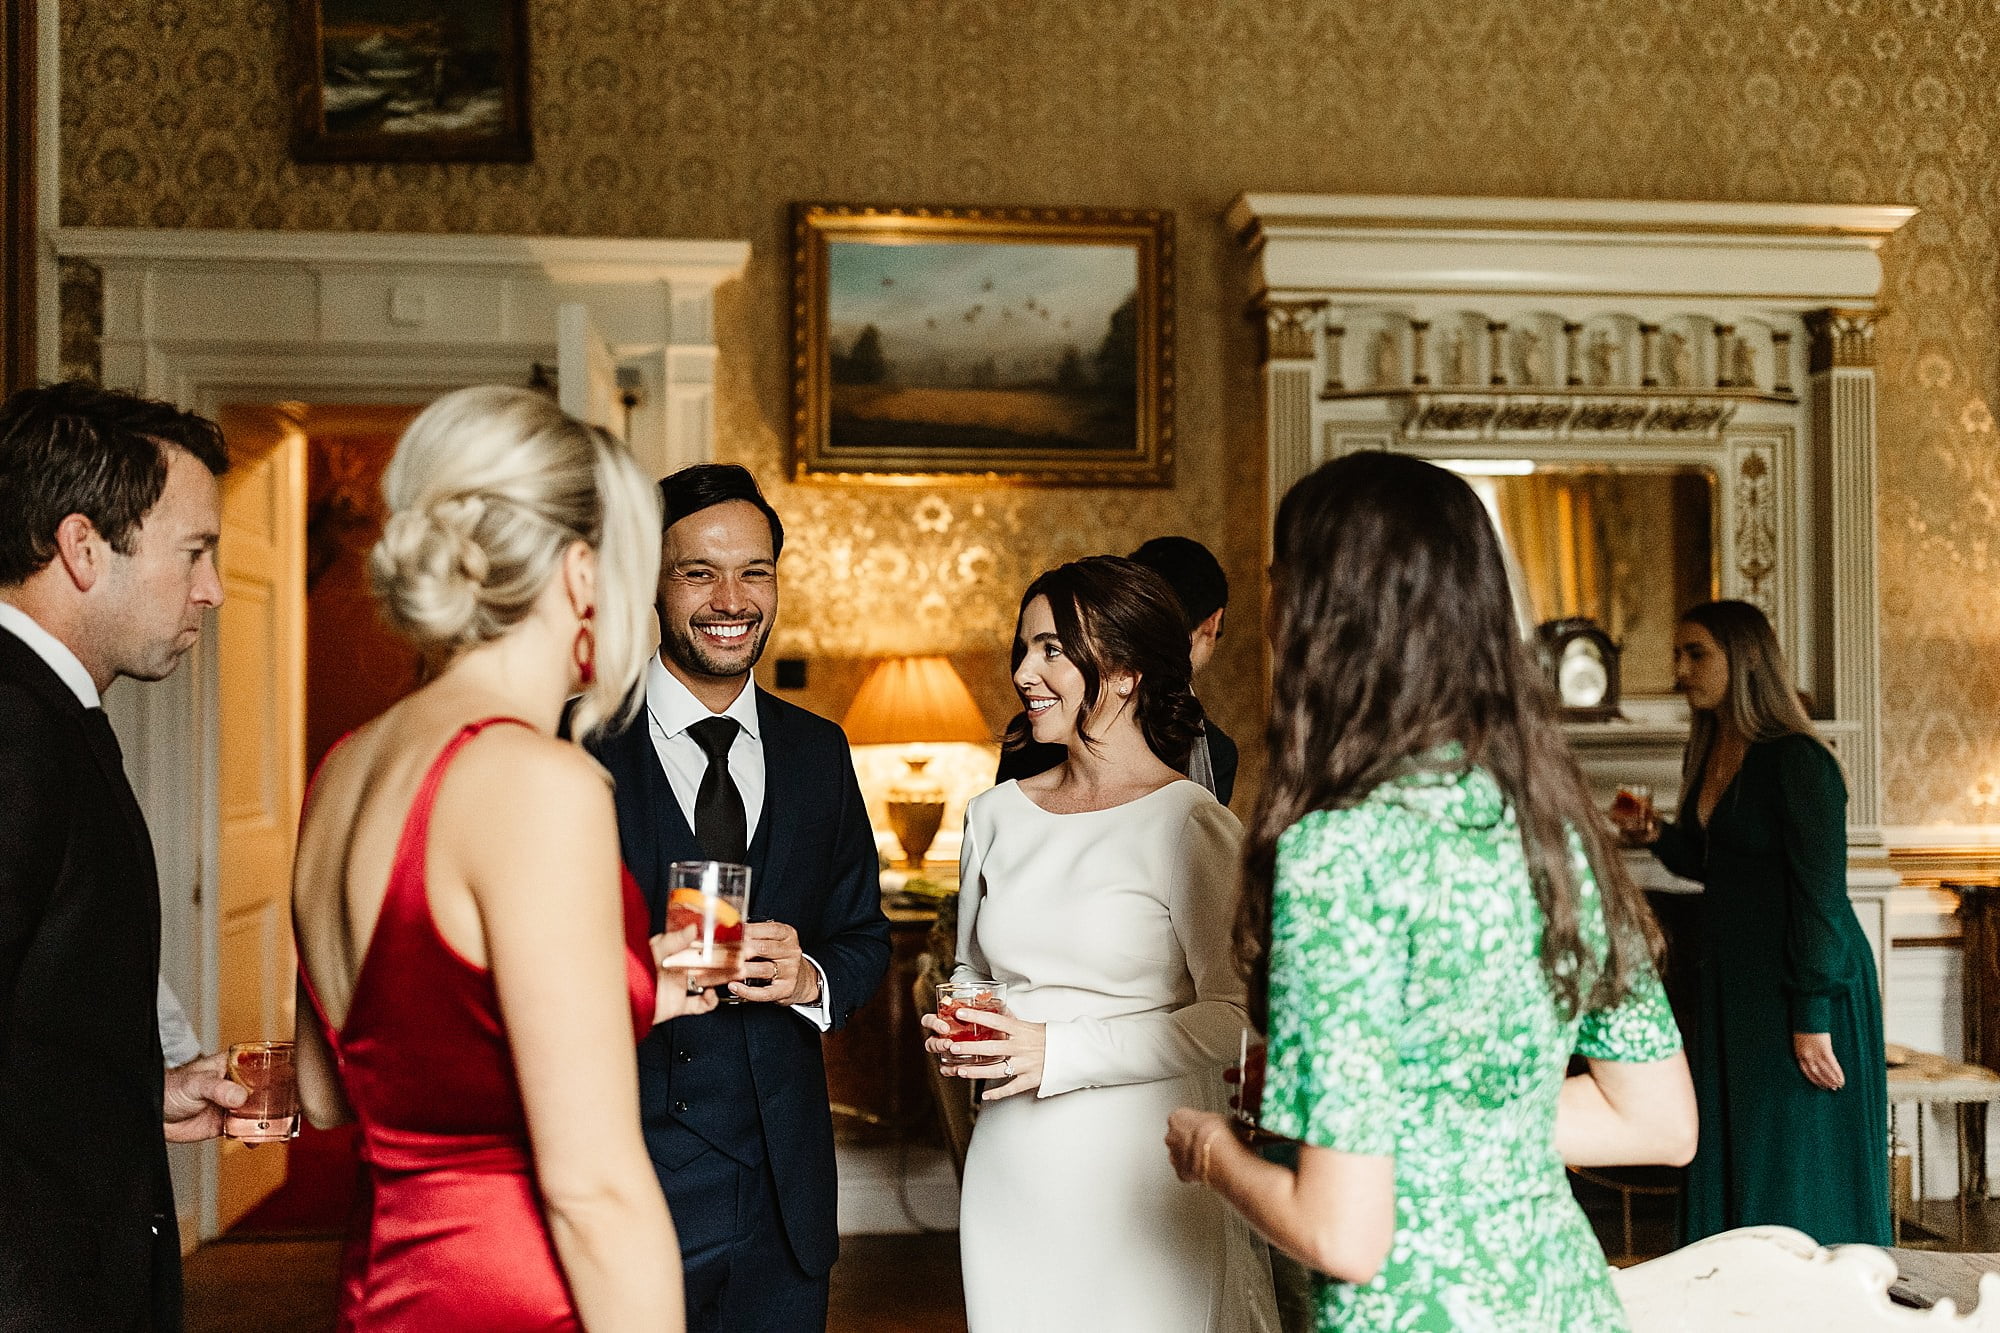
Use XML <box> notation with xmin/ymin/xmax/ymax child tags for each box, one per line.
<box><xmin>954</xmin><ymin>779</ymin><xmax>1277</xmax><ymax>1333</ymax></box>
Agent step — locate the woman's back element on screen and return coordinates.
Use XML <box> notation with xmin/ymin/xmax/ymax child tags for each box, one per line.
<box><xmin>1261</xmin><ymin>764</ymin><xmax>1681</xmax><ymax>1330</ymax></box>
<box><xmin>294</xmin><ymin>704</ymin><xmax>656</xmax><ymax>1330</ymax></box>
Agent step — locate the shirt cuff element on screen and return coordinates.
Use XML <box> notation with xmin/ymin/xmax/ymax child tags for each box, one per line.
<box><xmin>790</xmin><ymin>954</ymin><xmax>833</xmax><ymax>1032</ymax></box>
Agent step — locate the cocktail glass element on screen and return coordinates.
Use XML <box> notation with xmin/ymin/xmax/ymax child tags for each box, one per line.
<box><xmin>224</xmin><ymin>1040</ymin><xmax>300</xmax><ymax>1145</ymax></box>
<box><xmin>658</xmin><ymin>860</ymin><xmax>751</xmax><ymax>978</ymax></box>
<box><xmin>1610</xmin><ymin>783</ymin><xmax>1655</xmax><ymax>837</ymax></box>
<box><xmin>936</xmin><ymin>980</ymin><xmax>1009</xmax><ymax>1068</ymax></box>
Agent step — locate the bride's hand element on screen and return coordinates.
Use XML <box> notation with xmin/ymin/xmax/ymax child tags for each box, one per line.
<box><xmin>649</xmin><ymin>926</ymin><xmax>723</xmax><ymax>1025</ymax></box>
<box><xmin>918</xmin><ymin>1011</ymin><xmax>956</xmax><ymax>1057</ymax></box>
<box><xmin>944</xmin><ymin>1008</ymin><xmax>1046</xmax><ymax>1102</ymax></box>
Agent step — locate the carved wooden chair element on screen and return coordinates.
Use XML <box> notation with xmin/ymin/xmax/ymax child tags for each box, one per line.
<box><xmin>912</xmin><ymin>951</ymin><xmax>976</xmax><ymax>1179</ymax></box>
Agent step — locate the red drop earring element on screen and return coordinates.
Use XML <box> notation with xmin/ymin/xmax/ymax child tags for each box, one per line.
<box><xmin>572</xmin><ymin>606</ymin><xmax>597</xmax><ymax>687</ymax></box>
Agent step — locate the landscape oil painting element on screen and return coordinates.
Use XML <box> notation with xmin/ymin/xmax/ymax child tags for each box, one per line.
<box><xmin>793</xmin><ymin>206</ymin><xmax>1174</xmax><ymax>485</ymax></box>
<box><xmin>290</xmin><ymin>0</ymin><xmax>531</xmax><ymax>162</ymax></box>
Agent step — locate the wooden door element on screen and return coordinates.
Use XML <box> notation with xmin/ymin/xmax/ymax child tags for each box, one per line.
<box><xmin>212</xmin><ymin>405</ymin><xmax>306</xmax><ymax>1228</ymax></box>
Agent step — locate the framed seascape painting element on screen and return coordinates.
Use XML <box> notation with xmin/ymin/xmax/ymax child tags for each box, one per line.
<box><xmin>289</xmin><ymin>0</ymin><xmax>532</xmax><ymax>163</ymax></box>
<box><xmin>792</xmin><ymin>204</ymin><xmax>1175</xmax><ymax>486</ymax></box>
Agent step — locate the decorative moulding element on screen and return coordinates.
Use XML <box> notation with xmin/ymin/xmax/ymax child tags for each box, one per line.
<box><xmin>51</xmin><ymin>226</ymin><xmax>750</xmax><ymax>481</ymax></box>
<box><xmin>1228</xmin><ymin>194</ymin><xmax>1916</xmax><ymax>306</ymax></box>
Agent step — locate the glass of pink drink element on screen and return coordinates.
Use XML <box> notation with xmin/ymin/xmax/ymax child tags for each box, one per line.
<box><xmin>936</xmin><ymin>981</ymin><xmax>1009</xmax><ymax>1068</ymax></box>
<box><xmin>224</xmin><ymin>1040</ymin><xmax>300</xmax><ymax>1144</ymax></box>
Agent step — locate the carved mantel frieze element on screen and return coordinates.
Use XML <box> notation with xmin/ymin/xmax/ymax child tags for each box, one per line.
<box><xmin>1374</xmin><ymin>391</ymin><xmax>1743</xmax><ymax>440</ymax></box>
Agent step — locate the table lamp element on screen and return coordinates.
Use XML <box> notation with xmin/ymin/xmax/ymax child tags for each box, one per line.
<box><xmin>842</xmin><ymin>655</ymin><xmax>991</xmax><ymax>868</ymax></box>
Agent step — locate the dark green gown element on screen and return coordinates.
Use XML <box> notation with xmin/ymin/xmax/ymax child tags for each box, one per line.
<box><xmin>1651</xmin><ymin>731</ymin><xmax>1891</xmax><ymax>1246</ymax></box>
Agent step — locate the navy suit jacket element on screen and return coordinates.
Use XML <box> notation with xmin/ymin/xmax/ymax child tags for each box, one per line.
<box><xmin>587</xmin><ymin>687</ymin><xmax>890</xmax><ymax>1277</ymax></box>
<box><xmin>0</xmin><ymin>629</ymin><xmax>180</xmax><ymax>1332</ymax></box>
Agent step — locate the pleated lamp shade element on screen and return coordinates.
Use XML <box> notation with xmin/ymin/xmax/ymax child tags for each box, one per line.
<box><xmin>842</xmin><ymin>655</ymin><xmax>989</xmax><ymax>868</ymax></box>
<box><xmin>841</xmin><ymin>655</ymin><xmax>991</xmax><ymax>746</ymax></box>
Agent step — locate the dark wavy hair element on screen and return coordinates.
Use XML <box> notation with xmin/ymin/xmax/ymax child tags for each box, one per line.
<box><xmin>1001</xmin><ymin>556</ymin><xmax>1202</xmax><ymax>770</ymax></box>
<box><xmin>1238</xmin><ymin>452</ymin><xmax>1662</xmax><ymax>1026</ymax></box>
<box><xmin>0</xmin><ymin>380</ymin><xmax>229</xmax><ymax>585</ymax></box>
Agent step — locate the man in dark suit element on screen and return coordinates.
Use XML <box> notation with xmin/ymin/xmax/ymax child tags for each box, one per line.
<box><xmin>998</xmin><ymin>535</ymin><xmax>1238</xmax><ymax>801</ymax></box>
<box><xmin>0</xmin><ymin>382</ymin><xmax>247</xmax><ymax>1332</ymax></box>
<box><xmin>587</xmin><ymin>464</ymin><xmax>890</xmax><ymax>1333</ymax></box>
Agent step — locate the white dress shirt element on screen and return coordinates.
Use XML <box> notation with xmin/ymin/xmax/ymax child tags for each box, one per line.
<box><xmin>642</xmin><ymin>658</ymin><xmax>832</xmax><ymax>1030</ymax></box>
<box><xmin>0</xmin><ymin>600</ymin><xmax>99</xmax><ymax>708</ymax></box>
<box><xmin>0</xmin><ymin>600</ymin><xmax>198</xmax><ymax>1067</ymax></box>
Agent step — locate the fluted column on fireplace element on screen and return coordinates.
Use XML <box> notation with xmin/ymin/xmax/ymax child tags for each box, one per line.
<box><xmin>1807</xmin><ymin>308</ymin><xmax>1886</xmax><ymax>845</ymax></box>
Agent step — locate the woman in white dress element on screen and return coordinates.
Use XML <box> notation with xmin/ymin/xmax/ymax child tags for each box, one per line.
<box><xmin>924</xmin><ymin>556</ymin><xmax>1277</xmax><ymax>1333</ymax></box>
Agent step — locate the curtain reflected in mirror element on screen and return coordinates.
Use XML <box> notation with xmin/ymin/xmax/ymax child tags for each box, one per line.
<box><xmin>1448</xmin><ymin>464</ymin><xmax>1716</xmax><ymax>697</ymax></box>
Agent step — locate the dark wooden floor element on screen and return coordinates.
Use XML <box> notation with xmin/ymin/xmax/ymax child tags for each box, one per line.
<box><xmin>183</xmin><ymin>1187</ymin><xmax>2000</xmax><ymax>1328</ymax></box>
<box><xmin>183</xmin><ymin>1232</ymin><xmax>968</xmax><ymax>1333</ymax></box>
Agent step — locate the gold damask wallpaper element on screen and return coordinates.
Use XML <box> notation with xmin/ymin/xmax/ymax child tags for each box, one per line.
<box><xmin>56</xmin><ymin>0</ymin><xmax>2000</xmax><ymax>825</ymax></box>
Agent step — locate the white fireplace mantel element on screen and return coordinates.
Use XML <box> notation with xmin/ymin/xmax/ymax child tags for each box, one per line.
<box><xmin>1229</xmin><ymin>192</ymin><xmax>1914</xmax><ymax>1003</ymax></box>
<box><xmin>1229</xmin><ymin>193</ymin><xmax>1912</xmax><ymax>841</ymax></box>
<box><xmin>1228</xmin><ymin>194</ymin><xmax>1912</xmax><ymax>306</ymax></box>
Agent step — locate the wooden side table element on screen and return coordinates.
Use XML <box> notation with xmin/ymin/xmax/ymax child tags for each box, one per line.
<box><xmin>1888</xmin><ymin>1044</ymin><xmax>2000</xmax><ymax>1246</ymax></box>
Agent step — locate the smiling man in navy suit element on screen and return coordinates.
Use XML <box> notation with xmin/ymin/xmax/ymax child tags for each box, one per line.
<box><xmin>588</xmin><ymin>463</ymin><xmax>889</xmax><ymax>1333</ymax></box>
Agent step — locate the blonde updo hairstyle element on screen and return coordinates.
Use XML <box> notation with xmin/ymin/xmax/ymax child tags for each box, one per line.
<box><xmin>369</xmin><ymin>385</ymin><xmax>661</xmax><ymax>740</ymax></box>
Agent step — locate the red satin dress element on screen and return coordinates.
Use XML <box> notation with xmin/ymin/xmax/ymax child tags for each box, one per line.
<box><xmin>299</xmin><ymin>719</ymin><xmax>658</xmax><ymax>1331</ymax></box>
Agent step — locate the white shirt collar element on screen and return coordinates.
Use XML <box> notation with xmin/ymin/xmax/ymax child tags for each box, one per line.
<box><xmin>645</xmin><ymin>655</ymin><xmax>761</xmax><ymax>741</ymax></box>
<box><xmin>0</xmin><ymin>600</ymin><xmax>101</xmax><ymax>709</ymax></box>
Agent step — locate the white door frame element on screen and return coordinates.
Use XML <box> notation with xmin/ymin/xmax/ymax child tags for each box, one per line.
<box><xmin>52</xmin><ymin>225</ymin><xmax>747</xmax><ymax>1241</ymax></box>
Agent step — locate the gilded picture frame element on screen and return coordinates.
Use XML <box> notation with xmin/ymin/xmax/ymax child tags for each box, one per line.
<box><xmin>289</xmin><ymin>0</ymin><xmax>532</xmax><ymax>164</ymax></box>
<box><xmin>792</xmin><ymin>203</ymin><xmax>1175</xmax><ymax>486</ymax></box>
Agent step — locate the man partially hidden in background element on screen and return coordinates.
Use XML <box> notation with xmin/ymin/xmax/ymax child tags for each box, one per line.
<box><xmin>0</xmin><ymin>382</ymin><xmax>247</xmax><ymax>1332</ymax></box>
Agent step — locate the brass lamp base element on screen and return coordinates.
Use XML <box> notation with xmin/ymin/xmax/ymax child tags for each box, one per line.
<box><xmin>886</xmin><ymin>752</ymin><xmax>946</xmax><ymax>869</ymax></box>
<box><xmin>886</xmin><ymin>797</ymin><xmax>946</xmax><ymax>869</ymax></box>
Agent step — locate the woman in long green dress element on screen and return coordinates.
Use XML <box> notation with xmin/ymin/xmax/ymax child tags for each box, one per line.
<box><xmin>1167</xmin><ymin>452</ymin><xmax>1698</xmax><ymax>1331</ymax></box>
<box><xmin>1628</xmin><ymin>600</ymin><xmax>1890</xmax><ymax>1246</ymax></box>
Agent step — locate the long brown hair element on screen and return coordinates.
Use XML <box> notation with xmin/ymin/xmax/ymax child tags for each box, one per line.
<box><xmin>1001</xmin><ymin>556</ymin><xmax>1203</xmax><ymax>770</ymax></box>
<box><xmin>1238</xmin><ymin>452</ymin><xmax>1661</xmax><ymax>1025</ymax></box>
<box><xmin>1676</xmin><ymin>599</ymin><xmax>1823</xmax><ymax>813</ymax></box>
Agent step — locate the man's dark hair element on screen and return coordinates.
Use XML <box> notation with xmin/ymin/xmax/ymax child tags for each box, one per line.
<box><xmin>658</xmin><ymin>463</ymin><xmax>785</xmax><ymax>559</ymax></box>
<box><xmin>1128</xmin><ymin>536</ymin><xmax>1228</xmax><ymax>633</ymax></box>
<box><xmin>0</xmin><ymin>380</ymin><xmax>230</xmax><ymax>586</ymax></box>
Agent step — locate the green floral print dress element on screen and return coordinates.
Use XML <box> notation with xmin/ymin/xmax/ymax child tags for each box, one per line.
<box><xmin>1260</xmin><ymin>764</ymin><xmax>1682</xmax><ymax>1332</ymax></box>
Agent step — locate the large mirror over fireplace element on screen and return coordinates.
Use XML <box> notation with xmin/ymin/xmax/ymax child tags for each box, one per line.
<box><xmin>1439</xmin><ymin>462</ymin><xmax>1716</xmax><ymax>699</ymax></box>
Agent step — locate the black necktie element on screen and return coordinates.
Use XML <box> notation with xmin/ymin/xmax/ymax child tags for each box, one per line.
<box><xmin>686</xmin><ymin>716</ymin><xmax>747</xmax><ymax>864</ymax></box>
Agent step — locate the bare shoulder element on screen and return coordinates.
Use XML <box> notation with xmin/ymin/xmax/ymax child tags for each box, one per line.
<box><xmin>445</xmin><ymin>725</ymin><xmax>613</xmax><ymax>812</ymax></box>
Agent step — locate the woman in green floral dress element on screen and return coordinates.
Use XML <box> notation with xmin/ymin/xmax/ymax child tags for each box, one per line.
<box><xmin>1167</xmin><ymin>452</ymin><xmax>1698</xmax><ymax>1331</ymax></box>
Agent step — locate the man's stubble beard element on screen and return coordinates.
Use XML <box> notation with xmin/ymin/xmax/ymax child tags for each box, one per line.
<box><xmin>661</xmin><ymin>615</ymin><xmax>774</xmax><ymax>680</ymax></box>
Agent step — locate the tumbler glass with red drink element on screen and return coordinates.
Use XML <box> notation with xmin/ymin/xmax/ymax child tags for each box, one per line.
<box><xmin>1609</xmin><ymin>783</ymin><xmax>1655</xmax><ymax>842</ymax></box>
<box><xmin>935</xmin><ymin>980</ymin><xmax>1010</xmax><ymax>1069</ymax></box>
